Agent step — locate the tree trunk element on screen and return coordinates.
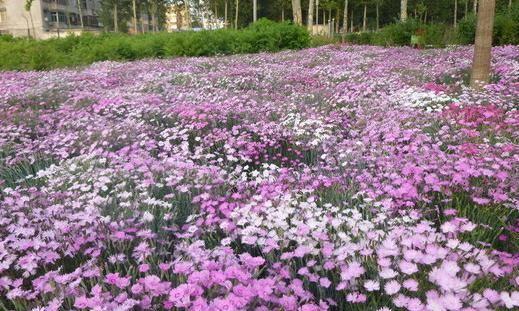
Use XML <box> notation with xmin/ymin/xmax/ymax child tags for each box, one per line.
<box><xmin>292</xmin><ymin>0</ymin><xmax>302</xmax><ymax>25</ymax></box>
<box><xmin>376</xmin><ymin>2</ymin><xmax>379</xmax><ymax>30</ymax></box>
<box><xmin>214</xmin><ymin>2</ymin><xmax>218</xmax><ymax>28</ymax></box>
<box><xmin>316</xmin><ymin>0</ymin><xmax>319</xmax><ymax>25</ymax></box>
<box><xmin>235</xmin><ymin>0</ymin><xmax>239</xmax><ymax>29</ymax></box>
<box><xmin>114</xmin><ymin>3</ymin><xmax>118</xmax><ymax>32</ymax></box>
<box><xmin>28</xmin><ymin>11</ymin><xmax>35</xmax><ymax>38</ymax></box>
<box><xmin>76</xmin><ymin>0</ymin><xmax>84</xmax><ymax>29</ymax></box>
<box><xmin>470</xmin><ymin>0</ymin><xmax>495</xmax><ymax>89</ymax></box>
<box><xmin>335</xmin><ymin>8</ymin><xmax>340</xmax><ymax>32</ymax></box>
<box><xmin>282</xmin><ymin>6</ymin><xmax>285</xmax><ymax>22</ymax></box>
<box><xmin>140</xmin><ymin>10</ymin><xmax>145</xmax><ymax>33</ymax></box>
<box><xmin>343</xmin><ymin>0</ymin><xmax>348</xmax><ymax>32</ymax></box>
<box><xmin>474</xmin><ymin>0</ymin><xmax>478</xmax><ymax>14</ymax></box>
<box><xmin>132</xmin><ymin>0</ymin><xmax>138</xmax><ymax>33</ymax></box>
<box><xmin>454</xmin><ymin>0</ymin><xmax>458</xmax><ymax>27</ymax></box>
<box><xmin>308</xmin><ymin>0</ymin><xmax>314</xmax><ymax>32</ymax></box>
<box><xmin>350</xmin><ymin>7</ymin><xmax>353</xmax><ymax>32</ymax></box>
<box><xmin>253</xmin><ymin>0</ymin><xmax>257</xmax><ymax>22</ymax></box>
<box><xmin>401</xmin><ymin>0</ymin><xmax>408</xmax><ymax>22</ymax></box>
<box><xmin>225</xmin><ymin>0</ymin><xmax>228</xmax><ymax>28</ymax></box>
<box><xmin>509</xmin><ymin>0</ymin><xmax>513</xmax><ymax>10</ymax></box>
<box><xmin>465</xmin><ymin>0</ymin><xmax>468</xmax><ymax>17</ymax></box>
<box><xmin>185</xmin><ymin>1</ymin><xmax>192</xmax><ymax>29</ymax></box>
<box><xmin>363</xmin><ymin>4</ymin><xmax>367</xmax><ymax>31</ymax></box>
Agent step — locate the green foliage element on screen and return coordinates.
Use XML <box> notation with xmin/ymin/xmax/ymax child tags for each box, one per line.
<box><xmin>345</xmin><ymin>9</ymin><xmax>518</xmax><ymax>48</ymax></box>
<box><xmin>457</xmin><ymin>7</ymin><xmax>519</xmax><ymax>46</ymax></box>
<box><xmin>0</xmin><ymin>20</ymin><xmax>310</xmax><ymax>71</ymax></box>
<box><xmin>457</xmin><ymin>13</ymin><xmax>477</xmax><ymax>44</ymax></box>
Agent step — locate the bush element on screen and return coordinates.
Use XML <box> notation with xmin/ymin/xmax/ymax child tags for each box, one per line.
<box><xmin>344</xmin><ymin>7</ymin><xmax>518</xmax><ymax>48</ymax></box>
<box><xmin>0</xmin><ymin>20</ymin><xmax>310</xmax><ymax>71</ymax></box>
<box><xmin>457</xmin><ymin>8</ymin><xmax>519</xmax><ymax>46</ymax></box>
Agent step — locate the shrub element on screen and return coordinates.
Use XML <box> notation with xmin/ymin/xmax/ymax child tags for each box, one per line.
<box><xmin>0</xmin><ymin>20</ymin><xmax>310</xmax><ymax>71</ymax></box>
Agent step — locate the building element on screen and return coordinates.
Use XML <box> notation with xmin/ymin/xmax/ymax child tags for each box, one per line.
<box><xmin>0</xmin><ymin>0</ymin><xmax>101</xmax><ymax>39</ymax></box>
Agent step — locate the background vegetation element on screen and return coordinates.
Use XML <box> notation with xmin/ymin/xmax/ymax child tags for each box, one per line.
<box><xmin>0</xmin><ymin>20</ymin><xmax>309</xmax><ymax>71</ymax></box>
<box><xmin>344</xmin><ymin>6</ymin><xmax>518</xmax><ymax>47</ymax></box>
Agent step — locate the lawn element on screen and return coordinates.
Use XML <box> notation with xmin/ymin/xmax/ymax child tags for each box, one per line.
<box><xmin>0</xmin><ymin>45</ymin><xmax>518</xmax><ymax>310</ymax></box>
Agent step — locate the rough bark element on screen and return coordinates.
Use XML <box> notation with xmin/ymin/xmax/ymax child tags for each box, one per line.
<box><xmin>470</xmin><ymin>0</ymin><xmax>496</xmax><ymax>89</ymax></box>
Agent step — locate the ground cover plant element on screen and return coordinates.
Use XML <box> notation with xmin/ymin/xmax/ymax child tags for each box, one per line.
<box><xmin>0</xmin><ymin>44</ymin><xmax>518</xmax><ymax>310</ymax></box>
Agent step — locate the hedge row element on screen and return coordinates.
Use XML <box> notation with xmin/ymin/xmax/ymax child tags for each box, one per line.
<box><xmin>0</xmin><ymin>19</ymin><xmax>310</xmax><ymax>71</ymax></box>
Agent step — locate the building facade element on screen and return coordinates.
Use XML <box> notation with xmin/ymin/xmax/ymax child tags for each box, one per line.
<box><xmin>0</xmin><ymin>0</ymin><xmax>101</xmax><ymax>39</ymax></box>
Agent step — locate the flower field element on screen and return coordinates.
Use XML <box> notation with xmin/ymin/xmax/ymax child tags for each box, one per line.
<box><xmin>0</xmin><ymin>45</ymin><xmax>518</xmax><ymax>310</ymax></box>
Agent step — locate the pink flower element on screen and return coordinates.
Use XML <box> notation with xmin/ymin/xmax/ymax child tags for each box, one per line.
<box><xmin>346</xmin><ymin>292</ymin><xmax>366</xmax><ymax>303</ymax></box>
<box><xmin>500</xmin><ymin>291</ymin><xmax>519</xmax><ymax>309</ymax></box>
<box><xmin>319</xmin><ymin>277</ymin><xmax>331</xmax><ymax>288</ymax></box>
<box><xmin>403</xmin><ymin>279</ymin><xmax>419</xmax><ymax>292</ymax></box>
<box><xmin>73</xmin><ymin>296</ymin><xmax>89</xmax><ymax>309</ymax></box>
<box><xmin>364</xmin><ymin>280</ymin><xmax>380</xmax><ymax>291</ymax></box>
<box><xmin>384</xmin><ymin>280</ymin><xmax>401</xmax><ymax>295</ymax></box>
<box><xmin>399</xmin><ymin>261</ymin><xmax>418</xmax><ymax>275</ymax></box>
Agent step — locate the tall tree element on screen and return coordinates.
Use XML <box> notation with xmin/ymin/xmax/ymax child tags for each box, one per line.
<box><xmin>453</xmin><ymin>0</ymin><xmax>458</xmax><ymax>27</ymax></box>
<box><xmin>362</xmin><ymin>1</ymin><xmax>367</xmax><ymax>31</ymax></box>
<box><xmin>235</xmin><ymin>0</ymin><xmax>239</xmax><ymax>28</ymax></box>
<box><xmin>308</xmin><ymin>0</ymin><xmax>315</xmax><ymax>31</ymax></box>
<box><xmin>76</xmin><ymin>0</ymin><xmax>84</xmax><ymax>29</ymax></box>
<box><xmin>225</xmin><ymin>0</ymin><xmax>228</xmax><ymax>27</ymax></box>
<box><xmin>343</xmin><ymin>0</ymin><xmax>348</xmax><ymax>32</ymax></box>
<box><xmin>253</xmin><ymin>0</ymin><xmax>257</xmax><ymax>21</ymax></box>
<box><xmin>132</xmin><ymin>0</ymin><xmax>138</xmax><ymax>33</ymax></box>
<box><xmin>401</xmin><ymin>0</ymin><xmax>407</xmax><ymax>21</ymax></box>
<box><xmin>292</xmin><ymin>0</ymin><xmax>302</xmax><ymax>25</ymax></box>
<box><xmin>24</xmin><ymin>0</ymin><xmax>36</xmax><ymax>38</ymax></box>
<box><xmin>470</xmin><ymin>0</ymin><xmax>495</xmax><ymax>89</ymax></box>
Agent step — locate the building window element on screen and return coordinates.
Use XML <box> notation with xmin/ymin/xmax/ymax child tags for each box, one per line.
<box><xmin>50</xmin><ymin>11</ymin><xmax>67</xmax><ymax>24</ymax></box>
<box><xmin>43</xmin><ymin>0</ymin><xmax>69</xmax><ymax>5</ymax></box>
<box><xmin>0</xmin><ymin>8</ymin><xmax>7</xmax><ymax>24</ymax></box>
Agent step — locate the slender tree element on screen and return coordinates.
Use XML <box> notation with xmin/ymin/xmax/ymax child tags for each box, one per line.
<box><xmin>113</xmin><ymin>1</ymin><xmax>119</xmax><ymax>31</ymax></box>
<box><xmin>292</xmin><ymin>0</ymin><xmax>303</xmax><ymax>25</ymax></box>
<box><xmin>362</xmin><ymin>1</ymin><xmax>367</xmax><ymax>31</ymax></box>
<box><xmin>24</xmin><ymin>0</ymin><xmax>36</xmax><ymax>38</ymax></box>
<box><xmin>308</xmin><ymin>0</ymin><xmax>315</xmax><ymax>31</ymax></box>
<box><xmin>235</xmin><ymin>0</ymin><xmax>239</xmax><ymax>28</ymax></box>
<box><xmin>343</xmin><ymin>0</ymin><xmax>348</xmax><ymax>32</ymax></box>
<box><xmin>253</xmin><ymin>0</ymin><xmax>257</xmax><ymax>22</ymax></box>
<box><xmin>470</xmin><ymin>0</ymin><xmax>495</xmax><ymax>89</ymax></box>
<box><xmin>453</xmin><ymin>0</ymin><xmax>458</xmax><ymax>27</ymax></box>
<box><xmin>224</xmin><ymin>0</ymin><xmax>228</xmax><ymax>27</ymax></box>
<box><xmin>375</xmin><ymin>0</ymin><xmax>381</xmax><ymax>30</ymax></box>
<box><xmin>401</xmin><ymin>0</ymin><xmax>407</xmax><ymax>21</ymax></box>
<box><xmin>132</xmin><ymin>0</ymin><xmax>138</xmax><ymax>33</ymax></box>
<box><xmin>473</xmin><ymin>0</ymin><xmax>478</xmax><ymax>13</ymax></box>
<box><xmin>76</xmin><ymin>0</ymin><xmax>84</xmax><ymax>29</ymax></box>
